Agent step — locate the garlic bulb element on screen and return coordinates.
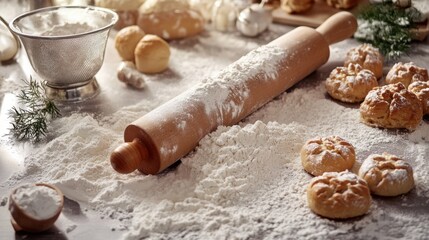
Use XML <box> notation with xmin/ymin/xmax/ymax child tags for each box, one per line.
<box><xmin>211</xmin><ymin>0</ymin><xmax>239</xmax><ymax>32</ymax></box>
<box><xmin>0</xmin><ymin>27</ymin><xmax>18</xmax><ymax>62</ymax></box>
<box><xmin>236</xmin><ymin>3</ymin><xmax>272</xmax><ymax>37</ymax></box>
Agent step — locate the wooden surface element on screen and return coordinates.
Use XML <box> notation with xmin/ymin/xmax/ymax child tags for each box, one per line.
<box><xmin>272</xmin><ymin>0</ymin><xmax>364</xmax><ymax>28</ymax></box>
<box><xmin>272</xmin><ymin>0</ymin><xmax>429</xmax><ymax>40</ymax></box>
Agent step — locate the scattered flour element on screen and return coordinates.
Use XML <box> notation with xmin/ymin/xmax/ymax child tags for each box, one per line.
<box><xmin>1</xmin><ymin>28</ymin><xmax>429</xmax><ymax>239</ymax></box>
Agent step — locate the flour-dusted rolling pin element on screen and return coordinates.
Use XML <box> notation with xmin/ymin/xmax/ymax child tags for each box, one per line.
<box><xmin>111</xmin><ymin>12</ymin><xmax>357</xmax><ymax>175</ymax></box>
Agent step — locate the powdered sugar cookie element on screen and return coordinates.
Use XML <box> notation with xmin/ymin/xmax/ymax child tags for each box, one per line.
<box><xmin>360</xmin><ymin>83</ymin><xmax>423</xmax><ymax>130</ymax></box>
<box><xmin>358</xmin><ymin>153</ymin><xmax>415</xmax><ymax>196</ymax></box>
<box><xmin>325</xmin><ymin>63</ymin><xmax>378</xmax><ymax>103</ymax></box>
<box><xmin>408</xmin><ymin>81</ymin><xmax>429</xmax><ymax>115</ymax></box>
<box><xmin>300</xmin><ymin>136</ymin><xmax>356</xmax><ymax>176</ymax></box>
<box><xmin>281</xmin><ymin>0</ymin><xmax>314</xmax><ymax>13</ymax></box>
<box><xmin>385</xmin><ymin>62</ymin><xmax>428</xmax><ymax>87</ymax></box>
<box><xmin>307</xmin><ymin>171</ymin><xmax>371</xmax><ymax>219</ymax></box>
<box><xmin>344</xmin><ymin>44</ymin><xmax>384</xmax><ymax>79</ymax></box>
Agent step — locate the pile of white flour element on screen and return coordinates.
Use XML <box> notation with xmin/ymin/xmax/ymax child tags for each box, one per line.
<box><xmin>1</xmin><ymin>29</ymin><xmax>429</xmax><ymax>239</ymax></box>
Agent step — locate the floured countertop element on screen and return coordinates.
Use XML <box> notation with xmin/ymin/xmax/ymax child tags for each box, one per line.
<box><xmin>1</xmin><ymin>8</ymin><xmax>429</xmax><ymax>240</ymax></box>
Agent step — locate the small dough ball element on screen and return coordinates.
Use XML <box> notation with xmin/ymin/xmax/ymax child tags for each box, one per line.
<box><xmin>358</xmin><ymin>153</ymin><xmax>415</xmax><ymax>196</ymax></box>
<box><xmin>325</xmin><ymin>63</ymin><xmax>378</xmax><ymax>103</ymax></box>
<box><xmin>281</xmin><ymin>0</ymin><xmax>314</xmax><ymax>13</ymax></box>
<box><xmin>301</xmin><ymin>136</ymin><xmax>356</xmax><ymax>176</ymax></box>
<box><xmin>360</xmin><ymin>83</ymin><xmax>423</xmax><ymax>130</ymax></box>
<box><xmin>344</xmin><ymin>44</ymin><xmax>384</xmax><ymax>79</ymax></box>
<box><xmin>326</xmin><ymin>0</ymin><xmax>358</xmax><ymax>9</ymax></box>
<box><xmin>307</xmin><ymin>171</ymin><xmax>371</xmax><ymax>219</ymax></box>
<box><xmin>408</xmin><ymin>81</ymin><xmax>429</xmax><ymax>115</ymax></box>
<box><xmin>115</xmin><ymin>25</ymin><xmax>145</xmax><ymax>61</ymax></box>
<box><xmin>385</xmin><ymin>62</ymin><xmax>428</xmax><ymax>87</ymax></box>
<box><xmin>134</xmin><ymin>34</ymin><xmax>170</xmax><ymax>74</ymax></box>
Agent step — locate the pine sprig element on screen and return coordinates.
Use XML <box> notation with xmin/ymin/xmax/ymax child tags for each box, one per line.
<box><xmin>9</xmin><ymin>78</ymin><xmax>61</xmax><ymax>142</ymax></box>
<box><xmin>355</xmin><ymin>0</ymin><xmax>422</xmax><ymax>59</ymax></box>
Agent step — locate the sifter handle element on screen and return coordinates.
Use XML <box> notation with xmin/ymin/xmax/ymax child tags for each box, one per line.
<box><xmin>316</xmin><ymin>11</ymin><xmax>358</xmax><ymax>45</ymax></box>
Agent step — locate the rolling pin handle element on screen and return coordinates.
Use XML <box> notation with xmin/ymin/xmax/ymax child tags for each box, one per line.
<box><xmin>110</xmin><ymin>138</ymin><xmax>149</xmax><ymax>174</ymax></box>
<box><xmin>316</xmin><ymin>11</ymin><xmax>358</xmax><ymax>45</ymax></box>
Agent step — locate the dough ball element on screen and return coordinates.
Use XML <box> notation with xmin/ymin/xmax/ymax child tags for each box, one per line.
<box><xmin>344</xmin><ymin>44</ymin><xmax>384</xmax><ymax>79</ymax></box>
<box><xmin>281</xmin><ymin>0</ymin><xmax>314</xmax><ymax>13</ymax></box>
<box><xmin>138</xmin><ymin>0</ymin><xmax>205</xmax><ymax>40</ymax></box>
<box><xmin>326</xmin><ymin>0</ymin><xmax>358</xmax><ymax>9</ymax></box>
<box><xmin>385</xmin><ymin>62</ymin><xmax>428</xmax><ymax>87</ymax></box>
<box><xmin>325</xmin><ymin>63</ymin><xmax>378</xmax><ymax>103</ymax></box>
<box><xmin>408</xmin><ymin>81</ymin><xmax>429</xmax><ymax>115</ymax></box>
<box><xmin>360</xmin><ymin>83</ymin><xmax>423</xmax><ymax>130</ymax></box>
<box><xmin>301</xmin><ymin>136</ymin><xmax>356</xmax><ymax>176</ymax></box>
<box><xmin>134</xmin><ymin>34</ymin><xmax>170</xmax><ymax>74</ymax></box>
<box><xmin>358</xmin><ymin>153</ymin><xmax>415</xmax><ymax>196</ymax></box>
<box><xmin>115</xmin><ymin>25</ymin><xmax>145</xmax><ymax>61</ymax></box>
<box><xmin>307</xmin><ymin>171</ymin><xmax>371</xmax><ymax>219</ymax></box>
<box><xmin>95</xmin><ymin>0</ymin><xmax>145</xmax><ymax>11</ymax></box>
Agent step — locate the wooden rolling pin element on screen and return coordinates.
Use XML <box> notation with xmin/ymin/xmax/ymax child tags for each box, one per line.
<box><xmin>111</xmin><ymin>12</ymin><xmax>358</xmax><ymax>175</ymax></box>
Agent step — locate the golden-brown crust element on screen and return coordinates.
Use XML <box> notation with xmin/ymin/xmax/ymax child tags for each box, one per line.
<box><xmin>325</xmin><ymin>63</ymin><xmax>378</xmax><ymax>103</ymax></box>
<box><xmin>359</xmin><ymin>83</ymin><xmax>423</xmax><ymax>130</ymax></box>
<box><xmin>385</xmin><ymin>62</ymin><xmax>429</xmax><ymax>87</ymax></box>
<box><xmin>114</xmin><ymin>10</ymin><xmax>139</xmax><ymax>30</ymax></box>
<box><xmin>281</xmin><ymin>0</ymin><xmax>314</xmax><ymax>13</ymax></box>
<box><xmin>325</xmin><ymin>0</ymin><xmax>359</xmax><ymax>9</ymax></box>
<box><xmin>115</xmin><ymin>25</ymin><xmax>145</xmax><ymax>61</ymax></box>
<box><xmin>137</xmin><ymin>0</ymin><xmax>205</xmax><ymax>40</ymax></box>
<box><xmin>134</xmin><ymin>34</ymin><xmax>170</xmax><ymax>74</ymax></box>
<box><xmin>344</xmin><ymin>44</ymin><xmax>384</xmax><ymax>79</ymax></box>
<box><xmin>301</xmin><ymin>136</ymin><xmax>356</xmax><ymax>176</ymax></box>
<box><xmin>358</xmin><ymin>153</ymin><xmax>415</xmax><ymax>196</ymax></box>
<box><xmin>307</xmin><ymin>171</ymin><xmax>371</xmax><ymax>219</ymax></box>
<box><xmin>408</xmin><ymin>81</ymin><xmax>429</xmax><ymax>115</ymax></box>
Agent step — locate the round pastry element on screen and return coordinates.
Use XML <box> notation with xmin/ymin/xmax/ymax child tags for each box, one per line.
<box><xmin>385</xmin><ymin>62</ymin><xmax>428</xmax><ymax>87</ymax></box>
<box><xmin>360</xmin><ymin>83</ymin><xmax>423</xmax><ymax>130</ymax></box>
<box><xmin>325</xmin><ymin>0</ymin><xmax>358</xmax><ymax>9</ymax></box>
<box><xmin>115</xmin><ymin>25</ymin><xmax>145</xmax><ymax>61</ymax></box>
<box><xmin>300</xmin><ymin>136</ymin><xmax>356</xmax><ymax>176</ymax></box>
<box><xmin>134</xmin><ymin>34</ymin><xmax>170</xmax><ymax>74</ymax></box>
<box><xmin>325</xmin><ymin>63</ymin><xmax>378</xmax><ymax>103</ymax></box>
<box><xmin>307</xmin><ymin>171</ymin><xmax>371</xmax><ymax>219</ymax></box>
<box><xmin>281</xmin><ymin>0</ymin><xmax>314</xmax><ymax>13</ymax></box>
<box><xmin>137</xmin><ymin>0</ymin><xmax>205</xmax><ymax>40</ymax></box>
<box><xmin>95</xmin><ymin>0</ymin><xmax>145</xmax><ymax>30</ymax></box>
<box><xmin>358</xmin><ymin>153</ymin><xmax>415</xmax><ymax>196</ymax></box>
<box><xmin>95</xmin><ymin>0</ymin><xmax>144</xmax><ymax>11</ymax></box>
<box><xmin>408</xmin><ymin>81</ymin><xmax>429</xmax><ymax>115</ymax></box>
<box><xmin>344</xmin><ymin>44</ymin><xmax>384</xmax><ymax>79</ymax></box>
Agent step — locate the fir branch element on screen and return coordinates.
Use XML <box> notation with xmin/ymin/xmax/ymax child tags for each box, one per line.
<box><xmin>8</xmin><ymin>78</ymin><xmax>61</xmax><ymax>142</ymax></box>
<box><xmin>355</xmin><ymin>0</ymin><xmax>422</xmax><ymax>59</ymax></box>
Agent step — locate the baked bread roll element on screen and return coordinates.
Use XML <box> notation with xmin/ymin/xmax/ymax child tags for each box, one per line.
<box><xmin>137</xmin><ymin>0</ymin><xmax>205</xmax><ymax>40</ymax></box>
<box><xmin>281</xmin><ymin>0</ymin><xmax>314</xmax><ymax>13</ymax></box>
<box><xmin>307</xmin><ymin>171</ymin><xmax>371</xmax><ymax>219</ymax></box>
<box><xmin>408</xmin><ymin>81</ymin><xmax>429</xmax><ymax>115</ymax></box>
<box><xmin>325</xmin><ymin>63</ymin><xmax>378</xmax><ymax>103</ymax></box>
<box><xmin>115</xmin><ymin>25</ymin><xmax>145</xmax><ymax>61</ymax></box>
<box><xmin>95</xmin><ymin>0</ymin><xmax>145</xmax><ymax>30</ymax></box>
<box><xmin>134</xmin><ymin>34</ymin><xmax>170</xmax><ymax>74</ymax></box>
<box><xmin>360</xmin><ymin>83</ymin><xmax>423</xmax><ymax>130</ymax></box>
<box><xmin>344</xmin><ymin>44</ymin><xmax>384</xmax><ymax>79</ymax></box>
<box><xmin>301</xmin><ymin>136</ymin><xmax>356</xmax><ymax>176</ymax></box>
<box><xmin>358</xmin><ymin>153</ymin><xmax>415</xmax><ymax>196</ymax></box>
<box><xmin>385</xmin><ymin>62</ymin><xmax>428</xmax><ymax>87</ymax></box>
<box><xmin>325</xmin><ymin>0</ymin><xmax>358</xmax><ymax>9</ymax></box>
